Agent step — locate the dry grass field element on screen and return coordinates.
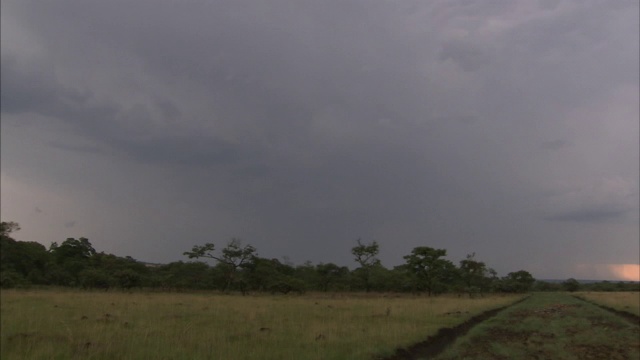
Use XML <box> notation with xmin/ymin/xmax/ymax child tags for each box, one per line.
<box><xmin>575</xmin><ymin>291</ymin><xmax>640</xmax><ymax>316</ymax></box>
<box><xmin>0</xmin><ymin>289</ymin><xmax>523</xmax><ymax>360</ymax></box>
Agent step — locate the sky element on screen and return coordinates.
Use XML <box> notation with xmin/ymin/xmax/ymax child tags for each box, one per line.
<box><xmin>1</xmin><ymin>0</ymin><xmax>638</xmax><ymax>281</ymax></box>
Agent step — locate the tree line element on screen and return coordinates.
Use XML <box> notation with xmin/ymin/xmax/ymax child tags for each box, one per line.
<box><xmin>2</xmin><ymin>221</ymin><xmax>635</xmax><ymax>293</ymax></box>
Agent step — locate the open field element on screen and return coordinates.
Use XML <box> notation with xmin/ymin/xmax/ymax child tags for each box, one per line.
<box><xmin>574</xmin><ymin>291</ymin><xmax>640</xmax><ymax>316</ymax></box>
<box><xmin>433</xmin><ymin>292</ymin><xmax>640</xmax><ymax>360</ymax></box>
<box><xmin>0</xmin><ymin>290</ymin><xmax>522</xmax><ymax>360</ymax></box>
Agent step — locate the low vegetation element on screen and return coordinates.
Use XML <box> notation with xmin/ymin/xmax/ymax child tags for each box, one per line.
<box><xmin>1</xmin><ymin>221</ymin><xmax>535</xmax><ymax>296</ymax></box>
<box><xmin>434</xmin><ymin>293</ymin><xmax>640</xmax><ymax>359</ymax></box>
<box><xmin>0</xmin><ymin>289</ymin><xmax>523</xmax><ymax>360</ymax></box>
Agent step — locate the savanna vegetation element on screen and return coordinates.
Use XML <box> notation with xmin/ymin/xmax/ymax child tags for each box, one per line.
<box><xmin>0</xmin><ymin>289</ymin><xmax>524</xmax><ymax>360</ymax></box>
<box><xmin>531</xmin><ymin>278</ymin><xmax>640</xmax><ymax>293</ymax></box>
<box><xmin>2</xmin><ymin>221</ymin><xmax>639</xmax><ymax>359</ymax></box>
<box><xmin>1</xmin><ymin>221</ymin><xmax>538</xmax><ymax>295</ymax></box>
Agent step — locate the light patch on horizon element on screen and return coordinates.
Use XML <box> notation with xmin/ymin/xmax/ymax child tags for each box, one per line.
<box><xmin>575</xmin><ymin>263</ymin><xmax>640</xmax><ymax>281</ymax></box>
<box><xmin>608</xmin><ymin>264</ymin><xmax>640</xmax><ymax>282</ymax></box>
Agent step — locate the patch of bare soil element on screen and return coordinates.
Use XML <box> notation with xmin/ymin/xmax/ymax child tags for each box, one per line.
<box><xmin>447</xmin><ymin>327</ymin><xmax>559</xmax><ymax>360</ymax></box>
<box><xmin>378</xmin><ymin>297</ymin><xmax>528</xmax><ymax>360</ymax></box>
<box><xmin>566</xmin><ymin>343</ymin><xmax>629</xmax><ymax>360</ymax></box>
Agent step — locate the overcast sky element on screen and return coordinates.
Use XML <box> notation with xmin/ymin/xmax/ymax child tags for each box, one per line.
<box><xmin>2</xmin><ymin>0</ymin><xmax>638</xmax><ymax>280</ymax></box>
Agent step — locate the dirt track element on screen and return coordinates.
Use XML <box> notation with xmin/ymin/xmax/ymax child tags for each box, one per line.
<box><xmin>380</xmin><ymin>296</ymin><xmax>528</xmax><ymax>360</ymax></box>
<box><xmin>380</xmin><ymin>293</ymin><xmax>640</xmax><ymax>360</ymax></box>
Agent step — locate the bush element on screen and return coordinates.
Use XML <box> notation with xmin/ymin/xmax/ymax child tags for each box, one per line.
<box><xmin>0</xmin><ymin>270</ymin><xmax>27</xmax><ymax>289</ymax></box>
<box><xmin>79</xmin><ymin>269</ymin><xmax>114</xmax><ymax>290</ymax></box>
<box><xmin>267</xmin><ymin>276</ymin><xmax>307</xmax><ymax>294</ymax></box>
<box><xmin>562</xmin><ymin>278</ymin><xmax>580</xmax><ymax>292</ymax></box>
<box><xmin>114</xmin><ymin>269</ymin><xmax>142</xmax><ymax>289</ymax></box>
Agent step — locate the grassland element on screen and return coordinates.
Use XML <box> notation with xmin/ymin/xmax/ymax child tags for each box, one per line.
<box><xmin>574</xmin><ymin>291</ymin><xmax>640</xmax><ymax>316</ymax></box>
<box><xmin>434</xmin><ymin>292</ymin><xmax>640</xmax><ymax>360</ymax></box>
<box><xmin>0</xmin><ymin>289</ymin><xmax>522</xmax><ymax>360</ymax></box>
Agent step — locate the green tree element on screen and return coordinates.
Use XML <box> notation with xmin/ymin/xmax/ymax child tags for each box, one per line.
<box><xmin>114</xmin><ymin>269</ymin><xmax>143</xmax><ymax>289</ymax></box>
<box><xmin>294</xmin><ymin>261</ymin><xmax>321</xmax><ymax>291</ymax></box>
<box><xmin>0</xmin><ymin>221</ymin><xmax>20</xmax><ymax>237</ymax></box>
<box><xmin>403</xmin><ymin>246</ymin><xmax>455</xmax><ymax>296</ymax></box>
<box><xmin>244</xmin><ymin>257</ymin><xmax>299</xmax><ymax>293</ymax></box>
<box><xmin>459</xmin><ymin>253</ymin><xmax>494</xmax><ymax>297</ymax></box>
<box><xmin>0</xmin><ymin>222</ymin><xmax>50</xmax><ymax>287</ymax></box>
<box><xmin>184</xmin><ymin>238</ymin><xmax>257</xmax><ymax>292</ymax></box>
<box><xmin>386</xmin><ymin>265</ymin><xmax>417</xmax><ymax>292</ymax></box>
<box><xmin>562</xmin><ymin>278</ymin><xmax>581</xmax><ymax>292</ymax></box>
<box><xmin>498</xmin><ymin>270</ymin><xmax>536</xmax><ymax>293</ymax></box>
<box><xmin>351</xmin><ymin>239</ymin><xmax>380</xmax><ymax>292</ymax></box>
<box><xmin>49</xmin><ymin>237</ymin><xmax>96</xmax><ymax>286</ymax></box>
<box><xmin>316</xmin><ymin>263</ymin><xmax>349</xmax><ymax>292</ymax></box>
<box><xmin>79</xmin><ymin>268</ymin><xmax>113</xmax><ymax>290</ymax></box>
<box><xmin>51</xmin><ymin>237</ymin><xmax>96</xmax><ymax>261</ymax></box>
<box><xmin>532</xmin><ymin>280</ymin><xmax>561</xmax><ymax>292</ymax></box>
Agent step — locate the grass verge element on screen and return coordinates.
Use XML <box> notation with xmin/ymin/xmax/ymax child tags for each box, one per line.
<box><xmin>574</xmin><ymin>291</ymin><xmax>640</xmax><ymax>316</ymax></box>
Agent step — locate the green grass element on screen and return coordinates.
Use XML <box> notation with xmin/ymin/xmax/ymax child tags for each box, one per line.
<box><xmin>575</xmin><ymin>291</ymin><xmax>640</xmax><ymax>316</ymax></box>
<box><xmin>0</xmin><ymin>290</ymin><xmax>523</xmax><ymax>360</ymax></box>
<box><xmin>435</xmin><ymin>292</ymin><xmax>640</xmax><ymax>360</ymax></box>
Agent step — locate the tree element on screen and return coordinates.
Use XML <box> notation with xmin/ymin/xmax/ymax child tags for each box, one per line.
<box><xmin>79</xmin><ymin>268</ymin><xmax>113</xmax><ymax>290</ymax></box>
<box><xmin>49</xmin><ymin>237</ymin><xmax>96</xmax><ymax>286</ymax></box>
<box><xmin>314</xmin><ymin>263</ymin><xmax>347</xmax><ymax>292</ymax></box>
<box><xmin>294</xmin><ymin>261</ymin><xmax>320</xmax><ymax>291</ymax></box>
<box><xmin>0</xmin><ymin>221</ymin><xmax>20</xmax><ymax>237</ymax></box>
<box><xmin>0</xmin><ymin>221</ymin><xmax>26</xmax><ymax>288</ymax></box>
<box><xmin>155</xmin><ymin>261</ymin><xmax>213</xmax><ymax>290</ymax></box>
<box><xmin>386</xmin><ymin>265</ymin><xmax>417</xmax><ymax>292</ymax></box>
<box><xmin>562</xmin><ymin>278</ymin><xmax>580</xmax><ymax>292</ymax></box>
<box><xmin>351</xmin><ymin>239</ymin><xmax>380</xmax><ymax>292</ymax></box>
<box><xmin>1</xmin><ymin>223</ymin><xmax>50</xmax><ymax>286</ymax></box>
<box><xmin>498</xmin><ymin>270</ymin><xmax>536</xmax><ymax>293</ymax></box>
<box><xmin>51</xmin><ymin>237</ymin><xmax>96</xmax><ymax>261</ymax></box>
<box><xmin>403</xmin><ymin>246</ymin><xmax>454</xmax><ymax>296</ymax></box>
<box><xmin>244</xmin><ymin>257</ymin><xmax>303</xmax><ymax>294</ymax></box>
<box><xmin>114</xmin><ymin>269</ymin><xmax>143</xmax><ymax>289</ymax></box>
<box><xmin>184</xmin><ymin>238</ymin><xmax>257</xmax><ymax>292</ymax></box>
<box><xmin>459</xmin><ymin>253</ymin><xmax>494</xmax><ymax>297</ymax></box>
<box><xmin>532</xmin><ymin>280</ymin><xmax>561</xmax><ymax>292</ymax></box>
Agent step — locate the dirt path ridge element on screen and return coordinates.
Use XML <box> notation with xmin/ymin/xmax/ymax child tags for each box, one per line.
<box><xmin>378</xmin><ymin>296</ymin><xmax>530</xmax><ymax>360</ymax></box>
<box><xmin>572</xmin><ymin>295</ymin><xmax>640</xmax><ymax>325</ymax></box>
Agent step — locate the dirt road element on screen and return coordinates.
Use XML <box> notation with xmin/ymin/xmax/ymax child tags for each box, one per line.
<box><xmin>383</xmin><ymin>293</ymin><xmax>640</xmax><ymax>360</ymax></box>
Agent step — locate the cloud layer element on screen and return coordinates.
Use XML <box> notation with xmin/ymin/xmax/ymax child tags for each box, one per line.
<box><xmin>2</xmin><ymin>0</ymin><xmax>638</xmax><ymax>279</ymax></box>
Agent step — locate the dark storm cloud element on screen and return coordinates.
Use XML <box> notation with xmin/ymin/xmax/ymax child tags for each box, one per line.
<box><xmin>439</xmin><ymin>39</ymin><xmax>488</xmax><ymax>72</ymax></box>
<box><xmin>541</xmin><ymin>140</ymin><xmax>571</xmax><ymax>151</ymax></box>
<box><xmin>1</xmin><ymin>52</ymin><xmax>261</xmax><ymax>170</ymax></box>
<box><xmin>1</xmin><ymin>55</ymin><xmax>64</xmax><ymax>114</ymax></box>
<box><xmin>544</xmin><ymin>209</ymin><xmax>630</xmax><ymax>223</ymax></box>
<box><xmin>1</xmin><ymin>0</ymin><xmax>638</xmax><ymax>278</ymax></box>
<box><xmin>49</xmin><ymin>142</ymin><xmax>102</xmax><ymax>154</ymax></box>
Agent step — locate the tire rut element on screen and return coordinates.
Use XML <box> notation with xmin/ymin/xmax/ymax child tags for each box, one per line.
<box><xmin>572</xmin><ymin>295</ymin><xmax>640</xmax><ymax>325</ymax></box>
<box><xmin>377</xmin><ymin>296</ymin><xmax>530</xmax><ymax>360</ymax></box>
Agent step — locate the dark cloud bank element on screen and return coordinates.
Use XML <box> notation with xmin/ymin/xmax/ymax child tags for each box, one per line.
<box><xmin>1</xmin><ymin>0</ymin><xmax>638</xmax><ymax>280</ymax></box>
